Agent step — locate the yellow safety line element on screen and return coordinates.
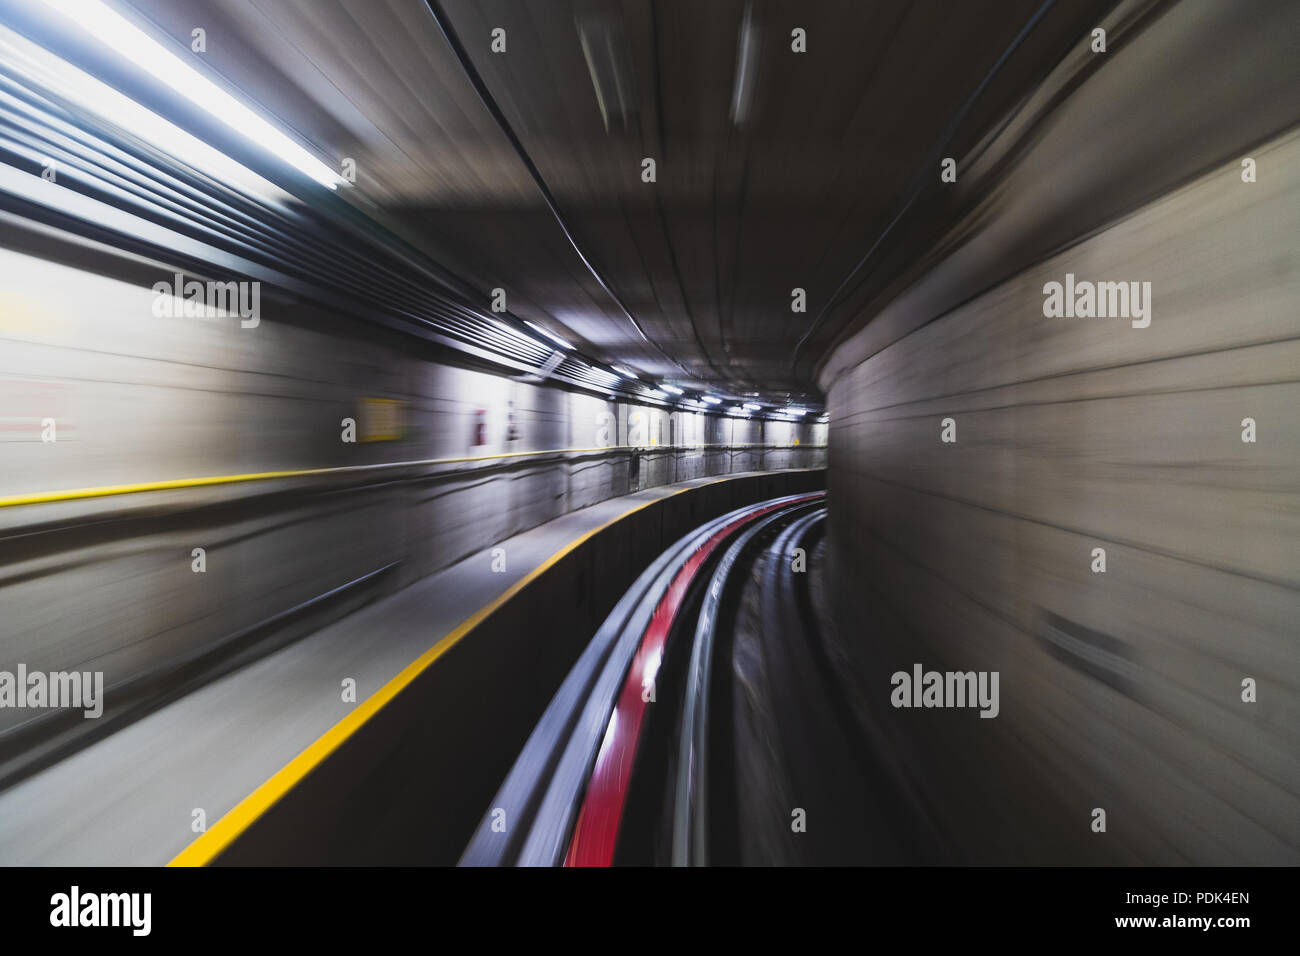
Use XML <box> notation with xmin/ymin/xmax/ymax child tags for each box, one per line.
<box><xmin>0</xmin><ymin>443</ymin><xmax>823</xmax><ymax>510</ymax></box>
<box><xmin>167</xmin><ymin>468</ymin><xmax>815</xmax><ymax>866</ymax></box>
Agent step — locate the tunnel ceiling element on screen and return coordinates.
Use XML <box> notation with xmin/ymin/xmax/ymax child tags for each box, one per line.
<box><xmin>119</xmin><ymin>0</ymin><xmax>1117</xmax><ymax>404</ymax></box>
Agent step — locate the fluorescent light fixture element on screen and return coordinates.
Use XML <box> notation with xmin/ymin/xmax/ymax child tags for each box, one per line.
<box><xmin>645</xmin><ymin>388</ymin><xmax>667</xmax><ymax>399</ymax></box>
<box><xmin>729</xmin><ymin>2</ymin><xmax>759</xmax><ymax>128</ymax></box>
<box><xmin>730</xmin><ymin>406</ymin><xmax>746</xmax><ymax>415</ymax></box>
<box><xmin>661</xmin><ymin>384</ymin><xmax>684</xmax><ymax>395</ymax></box>
<box><xmin>524</xmin><ymin>320</ymin><xmax>573</xmax><ymax>351</ymax></box>
<box><xmin>786</xmin><ymin>407</ymin><xmax>808</xmax><ymax>416</ymax></box>
<box><xmin>41</xmin><ymin>0</ymin><xmax>342</xmax><ymax>189</ymax></box>
<box><xmin>743</xmin><ymin>403</ymin><xmax>762</xmax><ymax>411</ymax></box>
<box><xmin>0</xmin><ymin>24</ymin><xmax>288</xmax><ymax>202</ymax></box>
<box><xmin>701</xmin><ymin>395</ymin><xmax>722</xmax><ymax>405</ymax></box>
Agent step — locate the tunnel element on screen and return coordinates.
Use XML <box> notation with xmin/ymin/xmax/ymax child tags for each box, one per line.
<box><xmin>0</xmin><ymin>0</ymin><xmax>1295</xmax><ymax>920</ymax></box>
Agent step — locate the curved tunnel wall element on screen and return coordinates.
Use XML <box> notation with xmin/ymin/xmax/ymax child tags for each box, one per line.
<box><xmin>0</xmin><ymin>240</ymin><xmax>826</xmax><ymax>749</ymax></box>
<box><xmin>820</xmin><ymin>2</ymin><xmax>1300</xmax><ymax>865</ymax></box>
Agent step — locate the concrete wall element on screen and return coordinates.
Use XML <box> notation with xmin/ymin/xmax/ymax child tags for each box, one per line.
<box><xmin>0</xmin><ymin>242</ymin><xmax>823</xmax><ymax>749</ymax></box>
<box><xmin>821</xmin><ymin>11</ymin><xmax>1300</xmax><ymax>867</ymax></box>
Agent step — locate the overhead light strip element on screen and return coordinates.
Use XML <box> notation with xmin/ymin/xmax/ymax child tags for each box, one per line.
<box><xmin>41</xmin><ymin>0</ymin><xmax>341</xmax><ymax>189</ymax></box>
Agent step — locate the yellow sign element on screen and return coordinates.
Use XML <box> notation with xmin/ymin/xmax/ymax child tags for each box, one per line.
<box><xmin>359</xmin><ymin>398</ymin><xmax>404</xmax><ymax>442</ymax></box>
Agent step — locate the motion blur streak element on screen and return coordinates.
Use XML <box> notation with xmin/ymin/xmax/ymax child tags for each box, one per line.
<box><xmin>563</xmin><ymin>492</ymin><xmax>823</xmax><ymax>866</ymax></box>
<box><xmin>0</xmin><ymin>0</ymin><xmax>1295</xmax><ymax>867</ymax></box>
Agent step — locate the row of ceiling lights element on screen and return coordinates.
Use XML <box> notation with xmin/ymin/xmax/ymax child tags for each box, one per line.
<box><xmin>517</xmin><ymin>312</ymin><xmax>823</xmax><ymax>417</ymax></box>
<box><xmin>522</xmin><ymin>319</ymin><xmax>823</xmax><ymax>419</ymax></box>
<box><xmin>629</xmin><ymin>378</ymin><xmax>817</xmax><ymax>420</ymax></box>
